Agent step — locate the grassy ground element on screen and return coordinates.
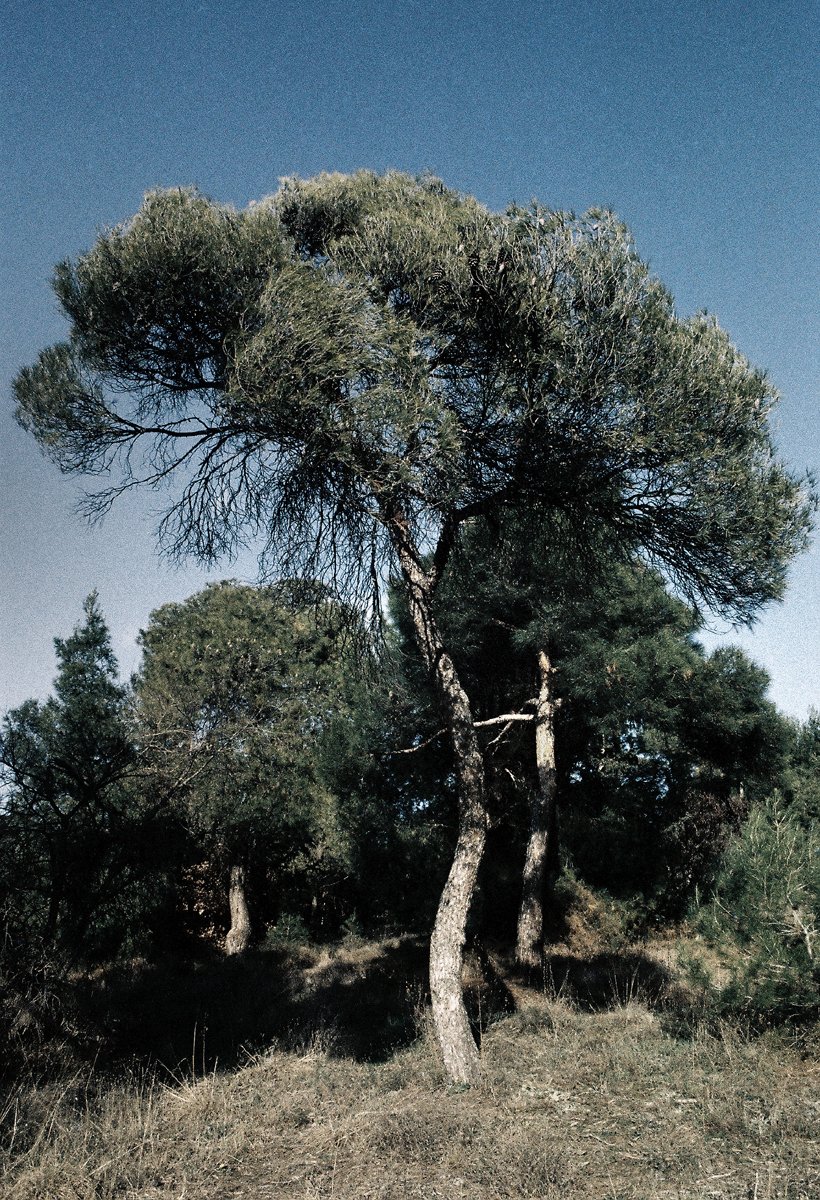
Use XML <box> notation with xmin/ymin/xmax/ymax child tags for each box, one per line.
<box><xmin>2</xmin><ymin>939</ymin><xmax>818</xmax><ymax>1199</ymax></box>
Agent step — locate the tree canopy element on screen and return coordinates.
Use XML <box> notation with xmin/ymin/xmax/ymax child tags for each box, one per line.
<box><xmin>134</xmin><ymin>581</ymin><xmax>353</xmax><ymax>947</ymax></box>
<box><xmin>15</xmin><ymin>171</ymin><xmax>813</xmax><ymax>619</ymax></box>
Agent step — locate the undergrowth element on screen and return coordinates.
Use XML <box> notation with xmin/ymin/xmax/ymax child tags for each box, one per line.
<box><xmin>1</xmin><ymin>936</ymin><xmax>818</xmax><ymax>1199</ymax></box>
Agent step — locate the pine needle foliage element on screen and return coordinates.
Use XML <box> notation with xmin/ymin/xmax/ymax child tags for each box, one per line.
<box><xmin>699</xmin><ymin>791</ymin><xmax>820</xmax><ymax>1025</ymax></box>
<box><xmin>133</xmin><ymin>581</ymin><xmax>355</xmax><ymax>933</ymax></box>
<box><xmin>0</xmin><ymin>594</ymin><xmax>146</xmax><ymax>959</ymax></box>
<box><xmin>14</xmin><ymin>170</ymin><xmax>814</xmax><ymax>622</ymax></box>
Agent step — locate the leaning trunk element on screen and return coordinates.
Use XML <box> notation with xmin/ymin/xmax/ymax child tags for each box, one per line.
<box><xmin>225</xmin><ymin>862</ymin><xmax>252</xmax><ymax>956</ymax></box>
<box><xmin>515</xmin><ymin>648</ymin><xmax>558</xmax><ymax>971</ymax></box>
<box><xmin>391</xmin><ymin>523</ymin><xmax>487</xmax><ymax>1086</ymax></box>
<box><xmin>427</xmin><ymin>671</ymin><xmax>488</xmax><ymax>1086</ymax></box>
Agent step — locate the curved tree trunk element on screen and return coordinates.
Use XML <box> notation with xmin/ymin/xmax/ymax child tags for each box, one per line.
<box><xmin>426</xmin><ymin>655</ymin><xmax>487</xmax><ymax>1086</ymax></box>
<box><xmin>225</xmin><ymin>861</ymin><xmax>252</xmax><ymax>956</ymax></box>
<box><xmin>515</xmin><ymin>649</ymin><xmax>558</xmax><ymax>971</ymax></box>
<box><xmin>390</xmin><ymin>519</ymin><xmax>487</xmax><ymax>1086</ymax></box>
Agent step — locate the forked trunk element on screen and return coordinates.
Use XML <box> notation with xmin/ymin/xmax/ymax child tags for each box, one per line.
<box><xmin>225</xmin><ymin>861</ymin><xmax>252</xmax><ymax>956</ymax></box>
<box><xmin>515</xmin><ymin>649</ymin><xmax>558</xmax><ymax>971</ymax></box>
<box><xmin>390</xmin><ymin>521</ymin><xmax>487</xmax><ymax>1086</ymax></box>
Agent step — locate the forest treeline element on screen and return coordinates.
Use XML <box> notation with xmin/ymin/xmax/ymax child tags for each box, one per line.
<box><xmin>2</xmin><ymin>549</ymin><xmax>818</xmax><ymax>1080</ymax></box>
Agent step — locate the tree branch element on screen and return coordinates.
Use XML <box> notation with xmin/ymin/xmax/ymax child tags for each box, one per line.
<box><xmin>387</xmin><ymin>728</ymin><xmax>446</xmax><ymax>756</ymax></box>
<box><xmin>473</xmin><ymin>705</ymin><xmax>537</xmax><ymax>728</ymax></box>
<box><xmin>390</xmin><ymin>699</ymin><xmax>538</xmax><ymax>756</ymax></box>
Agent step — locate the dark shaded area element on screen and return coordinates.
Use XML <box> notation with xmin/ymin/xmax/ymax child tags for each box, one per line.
<box><xmin>2</xmin><ymin>936</ymin><xmax>683</xmax><ymax>1097</ymax></box>
<box><xmin>81</xmin><ymin>936</ymin><xmax>520</xmax><ymax>1076</ymax></box>
<box><xmin>540</xmin><ymin>950</ymin><xmax>673</xmax><ymax>1011</ymax></box>
<box><xmin>464</xmin><ymin>940</ymin><xmax>518</xmax><ymax>1037</ymax></box>
<box><xmin>75</xmin><ymin>938</ymin><xmax>432</xmax><ymax>1075</ymax></box>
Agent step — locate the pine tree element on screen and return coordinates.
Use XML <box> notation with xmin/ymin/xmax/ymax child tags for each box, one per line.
<box><xmin>700</xmin><ymin>792</ymin><xmax>819</xmax><ymax>1025</ymax></box>
<box><xmin>0</xmin><ymin>594</ymin><xmax>144</xmax><ymax>958</ymax></box>
<box><xmin>134</xmin><ymin>582</ymin><xmax>353</xmax><ymax>952</ymax></box>
<box><xmin>14</xmin><ymin>171</ymin><xmax>813</xmax><ymax>1082</ymax></box>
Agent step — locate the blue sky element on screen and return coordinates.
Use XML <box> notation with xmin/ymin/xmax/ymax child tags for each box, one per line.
<box><xmin>2</xmin><ymin>0</ymin><xmax>818</xmax><ymax>717</ymax></box>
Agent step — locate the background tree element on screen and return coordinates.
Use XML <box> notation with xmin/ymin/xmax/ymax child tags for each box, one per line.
<box><xmin>134</xmin><ymin>581</ymin><xmax>352</xmax><ymax>953</ymax></box>
<box><xmin>557</xmin><ymin>617</ymin><xmax>788</xmax><ymax>922</ymax></box>
<box><xmin>314</xmin><ymin>652</ymin><xmax>455</xmax><ymax>937</ymax></box>
<box><xmin>398</xmin><ymin>523</ymin><xmax>790</xmax><ymax>959</ymax></box>
<box><xmin>0</xmin><ymin>594</ymin><xmax>155</xmax><ymax>960</ymax></box>
<box><xmin>696</xmin><ymin>712</ymin><xmax>820</xmax><ymax>1025</ymax></box>
<box><xmin>781</xmin><ymin>711</ymin><xmax>820</xmax><ymax>818</ymax></box>
<box><xmin>14</xmin><ymin>170</ymin><xmax>813</xmax><ymax>1082</ymax></box>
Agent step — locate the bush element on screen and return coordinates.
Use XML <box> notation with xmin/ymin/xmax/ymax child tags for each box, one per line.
<box><xmin>698</xmin><ymin>793</ymin><xmax>819</xmax><ymax>1026</ymax></box>
<box><xmin>262</xmin><ymin>913</ymin><xmax>312</xmax><ymax>948</ymax></box>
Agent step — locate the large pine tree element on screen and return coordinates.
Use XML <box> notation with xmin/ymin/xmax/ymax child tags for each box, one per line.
<box><xmin>14</xmin><ymin>171</ymin><xmax>813</xmax><ymax>1081</ymax></box>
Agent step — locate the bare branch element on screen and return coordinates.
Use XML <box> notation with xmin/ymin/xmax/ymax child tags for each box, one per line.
<box><xmin>473</xmin><ymin>706</ymin><xmax>537</xmax><ymax>728</ymax></box>
<box><xmin>389</xmin><ymin>699</ymin><xmax>538</xmax><ymax>757</ymax></box>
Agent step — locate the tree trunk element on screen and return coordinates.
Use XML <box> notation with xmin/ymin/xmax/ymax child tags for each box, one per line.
<box><xmin>515</xmin><ymin>648</ymin><xmax>558</xmax><ymax>971</ymax></box>
<box><xmin>389</xmin><ymin>521</ymin><xmax>487</xmax><ymax>1086</ymax></box>
<box><xmin>225</xmin><ymin>862</ymin><xmax>252</xmax><ymax>955</ymax></box>
<box><xmin>44</xmin><ymin>840</ymin><xmax>65</xmax><ymax>944</ymax></box>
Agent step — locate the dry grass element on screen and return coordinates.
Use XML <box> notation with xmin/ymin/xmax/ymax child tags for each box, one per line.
<box><xmin>2</xmin><ymin>942</ymin><xmax>818</xmax><ymax>1199</ymax></box>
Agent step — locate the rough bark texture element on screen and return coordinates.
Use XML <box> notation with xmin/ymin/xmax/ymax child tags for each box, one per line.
<box><xmin>225</xmin><ymin>862</ymin><xmax>252</xmax><ymax>956</ymax></box>
<box><xmin>390</xmin><ymin>517</ymin><xmax>487</xmax><ymax>1086</ymax></box>
<box><xmin>515</xmin><ymin>649</ymin><xmax>558</xmax><ymax>971</ymax></box>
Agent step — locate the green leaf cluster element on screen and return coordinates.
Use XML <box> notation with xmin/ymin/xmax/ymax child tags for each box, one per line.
<box><xmin>0</xmin><ymin>595</ymin><xmax>156</xmax><ymax>958</ymax></box>
<box><xmin>133</xmin><ymin>582</ymin><xmax>355</xmax><ymax>926</ymax></box>
<box><xmin>391</xmin><ymin>518</ymin><xmax>789</xmax><ymax>926</ymax></box>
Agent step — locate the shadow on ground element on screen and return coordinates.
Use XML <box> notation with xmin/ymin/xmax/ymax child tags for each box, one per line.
<box><xmin>539</xmin><ymin>950</ymin><xmax>673</xmax><ymax>1011</ymax></box>
<box><xmin>85</xmin><ymin>936</ymin><xmax>527</xmax><ymax>1076</ymax></box>
<box><xmin>14</xmin><ymin>939</ymin><xmax>676</xmax><ymax>1082</ymax></box>
<box><xmin>75</xmin><ymin>937</ymin><xmax>433</xmax><ymax>1075</ymax></box>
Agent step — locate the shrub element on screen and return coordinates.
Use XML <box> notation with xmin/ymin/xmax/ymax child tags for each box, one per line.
<box><xmin>262</xmin><ymin>913</ymin><xmax>312</xmax><ymax>948</ymax></box>
<box><xmin>698</xmin><ymin>793</ymin><xmax>819</xmax><ymax>1026</ymax></box>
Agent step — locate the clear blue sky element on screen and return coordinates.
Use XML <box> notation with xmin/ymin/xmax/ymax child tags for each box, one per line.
<box><xmin>2</xmin><ymin>0</ymin><xmax>818</xmax><ymax>718</ymax></box>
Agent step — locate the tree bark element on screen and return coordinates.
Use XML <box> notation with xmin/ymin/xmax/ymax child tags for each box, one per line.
<box><xmin>225</xmin><ymin>861</ymin><xmax>252</xmax><ymax>955</ymax></box>
<box><xmin>515</xmin><ymin>648</ymin><xmax>558</xmax><ymax>971</ymax></box>
<box><xmin>44</xmin><ymin>839</ymin><xmax>65</xmax><ymax>944</ymax></box>
<box><xmin>389</xmin><ymin>517</ymin><xmax>487</xmax><ymax>1086</ymax></box>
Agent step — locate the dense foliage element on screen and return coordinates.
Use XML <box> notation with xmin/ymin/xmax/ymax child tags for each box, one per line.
<box><xmin>1</xmin><ymin>577</ymin><xmax>818</xmax><ymax>1064</ymax></box>
<box><xmin>697</xmin><ymin>716</ymin><xmax>820</xmax><ymax>1026</ymax></box>
<box><xmin>699</xmin><ymin>793</ymin><xmax>819</xmax><ymax>1026</ymax></box>
<box><xmin>14</xmin><ymin>172</ymin><xmax>812</xmax><ymax>620</ymax></box>
<box><xmin>134</xmin><ymin>582</ymin><xmax>356</xmax><ymax>943</ymax></box>
<box><xmin>0</xmin><ymin>594</ymin><xmax>158</xmax><ymax>960</ymax></box>
<box><xmin>390</xmin><ymin>526</ymin><xmax>790</xmax><ymax>935</ymax></box>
